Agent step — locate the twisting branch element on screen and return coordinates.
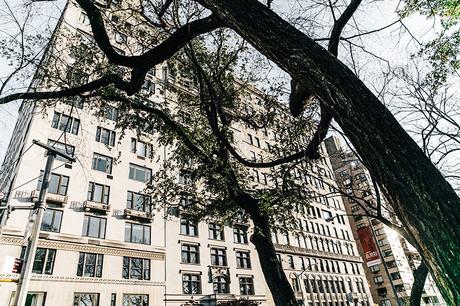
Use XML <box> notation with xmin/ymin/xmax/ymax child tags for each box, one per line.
<box><xmin>76</xmin><ymin>0</ymin><xmax>223</xmax><ymax>69</ymax></box>
<box><xmin>0</xmin><ymin>74</ymin><xmax>128</xmax><ymax>105</ymax></box>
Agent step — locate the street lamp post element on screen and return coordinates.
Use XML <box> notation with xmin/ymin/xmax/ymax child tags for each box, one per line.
<box><xmin>11</xmin><ymin>140</ymin><xmax>75</xmax><ymax>306</ymax></box>
<box><xmin>295</xmin><ymin>263</ymin><xmax>319</xmax><ymax>306</ymax></box>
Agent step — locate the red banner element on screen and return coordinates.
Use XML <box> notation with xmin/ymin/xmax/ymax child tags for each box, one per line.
<box><xmin>357</xmin><ymin>226</ymin><xmax>381</xmax><ymax>266</ymax></box>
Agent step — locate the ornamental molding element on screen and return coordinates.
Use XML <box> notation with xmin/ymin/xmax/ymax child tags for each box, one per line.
<box><xmin>0</xmin><ymin>236</ymin><xmax>165</xmax><ymax>260</ymax></box>
<box><xmin>0</xmin><ymin>273</ymin><xmax>164</xmax><ymax>286</ymax></box>
<box><xmin>274</xmin><ymin>243</ymin><xmax>362</xmax><ymax>263</ymax></box>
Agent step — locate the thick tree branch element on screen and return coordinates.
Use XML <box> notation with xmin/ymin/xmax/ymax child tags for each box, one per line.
<box><xmin>410</xmin><ymin>261</ymin><xmax>429</xmax><ymax>306</ymax></box>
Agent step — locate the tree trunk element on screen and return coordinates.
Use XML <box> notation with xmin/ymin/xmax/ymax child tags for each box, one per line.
<box><xmin>410</xmin><ymin>262</ymin><xmax>428</xmax><ymax>306</ymax></box>
<box><xmin>236</xmin><ymin>193</ymin><xmax>298</xmax><ymax>306</ymax></box>
<box><xmin>197</xmin><ymin>0</ymin><xmax>460</xmax><ymax>304</ymax></box>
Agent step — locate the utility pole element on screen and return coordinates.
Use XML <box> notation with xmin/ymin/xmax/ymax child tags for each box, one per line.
<box><xmin>12</xmin><ymin>140</ymin><xmax>75</xmax><ymax>306</ymax></box>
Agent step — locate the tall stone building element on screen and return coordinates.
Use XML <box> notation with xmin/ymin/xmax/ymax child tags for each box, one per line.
<box><xmin>325</xmin><ymin>136</ymin><xmax>445</xmax><ymax>306</ymax></box>
<box><xmin>0</xmin><ymin>1</ymin><xmax>373</xmax><ymax>305</ymax></box>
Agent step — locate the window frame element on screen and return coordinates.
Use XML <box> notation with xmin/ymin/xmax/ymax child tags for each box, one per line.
<box><xmin>82</xmin><ymin>215</ymin><xmax>107</xmax><ymax>239</ymax></box>
<box><xmin>77</xmin><ymin>252</ymin><xmax>104</xmax><ymax>278</ymax></box>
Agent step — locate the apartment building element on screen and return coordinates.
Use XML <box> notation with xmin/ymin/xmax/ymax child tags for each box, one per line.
<box><xmin>324</xmin><ymin>136</ymin><xmax>445</xmax><ymax>306</ymax></box>
<box><xmin>0</xmin><ymin>1</ymin><xmax>373</xmax><ymax>306</ymax></box>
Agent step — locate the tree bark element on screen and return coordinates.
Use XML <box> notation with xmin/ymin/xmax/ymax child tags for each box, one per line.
<box><xmin>236</xmin><ymin>193</ymin><xmax>298</xmax><ymax>306</ymax></box>
<box><xmin>196</xmin><ymin>0</ymin><xmax>460</xmax><ymax>304</ymax></box>
<box><xmin>410</xmin><ymin>262</ymin><xmax>428</xmax><ymax>306</ymax></box>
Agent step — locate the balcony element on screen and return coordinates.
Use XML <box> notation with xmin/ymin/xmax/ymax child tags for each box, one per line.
<box><xmin>31</xmin><ymin>190</ymin><xmax>68</xmax><ymax>205</ymax></box>
<box><xmin>124</xmin><ymin>208</ymin><xmax>154</xmax><ymax>222</ymax></box>
<box><xmin>83</xmin><ymin>200</ymin><xmax>110</xmax><ymax>214</ymax></box>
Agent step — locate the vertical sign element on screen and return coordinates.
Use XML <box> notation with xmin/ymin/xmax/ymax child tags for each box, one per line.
<box><xmin>357</xmin><ymin>226</ymin><xmax>381</xmax><ymax>266</ymax></box>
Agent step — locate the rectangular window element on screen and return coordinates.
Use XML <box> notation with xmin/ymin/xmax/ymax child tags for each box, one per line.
<box><xmin>239</xmin><ymin>277</ymin><xmax>255</xmax><ymax>295</ymax></box>
<box><xmin>129</xmin><ymin>163</ymin><xmax>152</xmax><ymax>183</ymax></box>
<box><xmin>373</xmin><ymin>275</ymin><xmax>384</xmax><ymax>284</ymax></box>
<box><xmin>122</xmin><ymin>257</ymin><xmax>150</xmax><ymax>280</ymax></box>
<box><xmin>213</xmin><ymin>276</ymin><xmax>229</xmax><ymax>294</ymax></box>
<box><xmin>236</xmin><ymin>251</ymin><xmax>251</xmax><ymax>269</ymax></box>
<box><xmin>104</xmin><ymin>105</ymin><xmax>118</xmax><ymax>121</ymax></box>
<box><xmin>233</xmin><ymin>226</ymin><xmax>248</xmax><ymax>244</ymax></box>
<box><xmin>130</xmin><ymin>138</ymin><xmax>153</xmax><ymax>158</ymax></box>
<box><xmin>287</xmin><ymin>255</ymin><xmax>295</xmax><ymax>269</ymax></box>
<box><xmin>77</xmin><ymin>253</ymin><xmax>103</xmax><ymax>278</ymax></box>
<box><xmin>125</xmin><ymin>223</ymin><xmax>151</xmax><ymax>245</ymax></box>
<box><xmin>122</xmin><ymin>295</ymin><xmax>148</xmax><ymax>306</ymax></box>
<box><xmin>111</xmin><ymin>294</ymin><xmax>116</xmax><ymax>306</ymax></box>
<box><xmin>51</xmin><ymin>111</ymin><xmax>80</xmax><ymax>135</ymax></box>
<box><xmin>92</xmin><ymin>153</ymin><xmax>113</xmax><ymax>174</ymax></box>
<box><xmin>181</xmin><ymin>244</ymin><xmax>199</xmax><ymax>264</ymax></box>
<box><xmin>369</xmin><ymin>265</ymin><xmax>380</xmax><ymax>273</ymax></box>
<box><xmin>37</xmin><ymin>172</ymin><xmax>69</xmax><ymax>195</ymax></box>
<box><xmin>73</xmin><ymin>293</ymin><xmax>99</xmax><ymax>306</ymax></box>
<box><xmin>87</xmin><ymin>182</ymin><xmax>110</xmax><ymax>204</ymax></box>
<box><xmin>82</xmin><ymin>215</ymin><xmax>106</xmax><ymax>239</ymax></box>
<box><xmin>32</xmin><ymin>248</ymin><xmax>56</xmax><ymax>274</ymax></box>
<box><xmin>127</xmin><ymin>191</ymin><xmax>151</xmax><ymax>212</ymax></box>
<box><xmin>182</xmin><ymin>273</ymin><xmax>201</xmax><ymax>294</ymax></box>
<box><xmin>210</xmin><ymin>248</ymin><xmax>227</xmax><ymax>266</ymax></box>
<box><xmin>95</xmin><ymin>127</ymin><xmax>116</xmax><ymax>146</ymax></box>
<box><xmin>47</xmin><ymin>140</ymin><xmax>75</xmax><ymax>162</ymax></box>
<box><xmin>180</xmin><ymin>218</ymin><xmax>198</xmax><ymax>236</ymax></box>
<box><xmin>41</xmin><ymin>209</ymin><xmax>63</xmax><ymax>232</ymax></box>
<box><xmin>208</xmin><ymin>223</ymin><xmax>224</xmax><ymax>240</ymax></box>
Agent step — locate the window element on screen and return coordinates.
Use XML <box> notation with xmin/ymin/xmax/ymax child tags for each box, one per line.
<box><xmin>37</xmin><ymin>172</ymin><xmax>69</xmax><ymax>195</ymax></box>
<box><xmin>233</xmin><ymin>226</ymin><xmax>248</xmax><ymax>244</ymax></box>
<box><xmin>114</xmin><ymin>31</ymin><xmax>127</xmax><ymax>44</ymax></box>
<box><xmin>87</xmin><ymin>182</ymin><xmax>110</xmax><ymax>204</ymax></box>
<box><xmin>380</xmin><ymin>299</ymin><xmax>391</xmax><ymax>306</ymax></box>
<box><xmin>32</xmin><ymin>248</ymin><xmax>56</xmax><ymax>274</ymax></box>
<box><xmin>41</xmin><ymin>209</ymin><xmax>63</xmax><ymax>232</ymax></box>
<box><xmin>92</xmin><ymin>153</ymin><xmax>113</xmax><ymax>174</ymax></box>
<box><xmin>79</xmin><ymin>12</ymin><xmax>89</xmax><ymax>25</ymax></box>
<box><xmin>129</xmin><ymin>163</ymin><xmax>152</xmax><ymax>183</ymax></box>
<box><xmin>239</xmin><ymin>277</ymin><xmax>255</xmax><ymax>295</ymax></box>
<box><xmin>178</xmin><ymin>171</ymin><xmax>193</xmax><ymax>185</ymax></box>
<box><xmin>236</xmin><ymin>251</ymin><xmax>251</xmax><ymax>269</ymax></box>
<box><xmin>74</xmin><ymin>293</ymin><xmax>99</xmax><ymax>306</ymax></box>
<box><xmin>210</xmin><ymin>248</ymin><xmax>227</xmax><ymax>266</ymax></box>
<box><xmin>373</xmin><ymin>275</ymin><xmax>384</xmax><ymax>285</ymax></box>
<box><xmin>127</xmin><ymin>191</ymin><xmax>152</xmax><ymax>212</ymax></box>
<box><xmin>287</xmin><ymin>255</ymin><xmax>295</xmax><ymax>269</ymax></box>
<box><xmin>82</xmin><ymin>215</ymin><xmax>106</xmax><ymax>239</ymax></box>
<box><xmin>208</xmin><ymin>223</ymin><xmax>224</xmax><ymax>240</ymax></box>
<box><xmin>125</xmin><ymin>223</ymin><xmax>151</xmax><ymax>244</ymax></box>
<box><xmin>77</xmin><ymin>253</ymin><xmax>103</xmax><ymax>277</ymax></box>
<box><xmin>95</xmin><ymin>127</ymin><xmax>116</xmax><ymax>146</ymax></box>
<box><xmin>130</xmin><ymin>138</ymin><xmax>153</xmax><ymax>158</ymax></box>
<box><xmin>382</xmin><ymin>249</ymin><xmax>393</xmax><ymax>257</ymax></box>
<box><xmin>213</xmin><ymin>276</ymin><xmax>229</xmax><ymax>294</ymax></box>
<box><xmin>122</xmin><ymin>295</ymin><xmax>148</xmax><ymax>306</ymax></box>
<box><xmin>122</xmin><ymin>257</ymin><xmax>150</xmax><ymax>280</ymax></box>
<box><xmin>391</xmin><ymin>272</ymin><xmax>401</xmax><ymax>280</ymax></box>
<box><xmin>180</xmin><ymin>218</ymin><xmax>198</xmax><ymax>236</ymax></box>
<box><xmin>51</xmin><ymin>111</ymin><xmax>80</xmax><ymax>135</ymax></box>
<box><xmin>181</xmin><ymin>244</ymin><xmax>199</xmax><ymax>264</ymax></box>
<box><xmin>48</xmin><ymin>140</ymin><xmax>75</xmax><ymax>162</ymax></box>
<box><xmin>104</xmin><ymin>105</ymin><xmax>118</xmax><ymax>121</ymax></box>
<box><xmin>182</xmin><ymin>273</ymin><xmax>201</xmax><ymax>294</ymax></box>
<box><xmin>111</xmin><ymin>294</ymin><xmax>116</xmax><ymax>306</ymax></box>
<box><xmin>369</xmin><ymin>265</ymin><xmax>380</xmax><ymax>273</ymax></box>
